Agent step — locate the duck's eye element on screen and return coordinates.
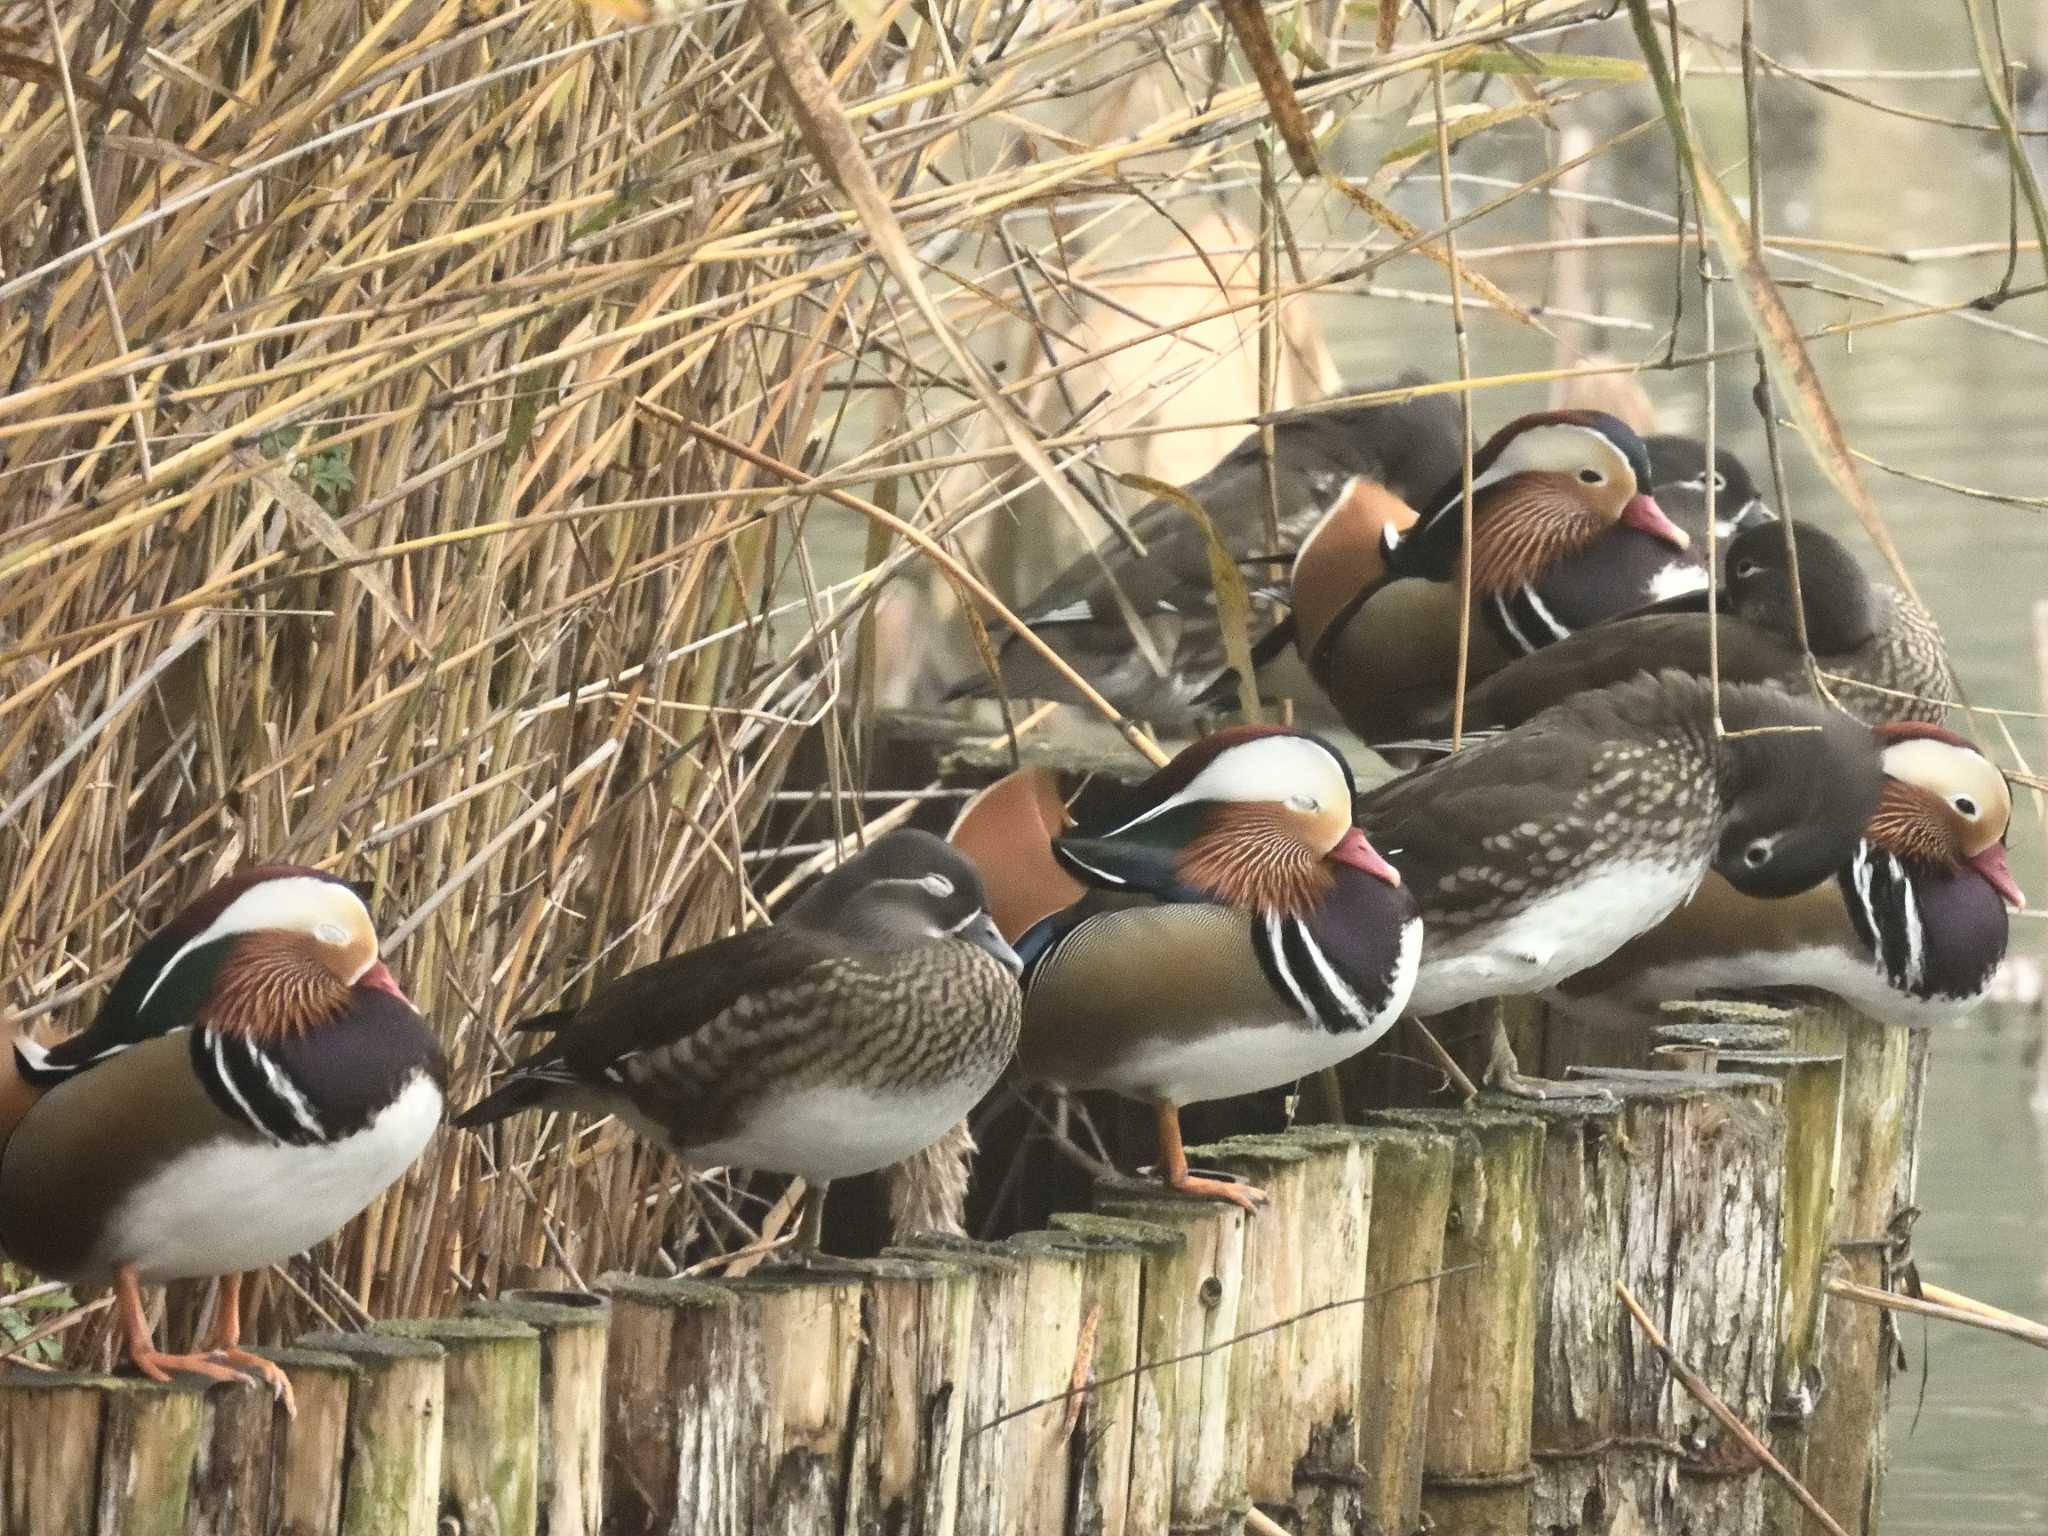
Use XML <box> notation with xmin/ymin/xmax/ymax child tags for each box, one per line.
<box><xmin>314</xmin><ymin>922</ymin><xmax>350</xmax><ymax>946</ymax></box>
<box><xmin>1733</xmin><ymin>558</ymin><xmax>1761</xmax><ymax>579</ymax></box>
<box><xmin>1577</xmin><ymin>468</ymin><xmax>1603</xmax><ymax>485</ymax></box>
<box><xmin>1711</xmin><ymin>470</ymin><xmax>1728</xmax><ymax>491</ymax></box>
<box><xmin>1286</xmin><ymin>793</ymin><xmax>1320</xmax><ymax>814</ymax></box>
<box><xmin>920</xmin><ymin>873</ymin><xmax>956</xmax><ymax>899</ymax></box>
<box><xmin>1954</xmin><ymin>796</ymin><xmax>1978</xmax><ymax>818</ymax></box>
<box><xmin>1743</xmin><ymin>839</ymin><xmax>1774</xmax><ymax>868</ymax></box>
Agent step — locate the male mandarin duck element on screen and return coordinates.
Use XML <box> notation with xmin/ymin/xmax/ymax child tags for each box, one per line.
<box><xmin>1561</xmin><ymin>722</ymin><xmax>2021</xmax><ymax>1028</ymax></box>
<box><xmin>1353</xmin><ymin>672</ymin><xmax>1885</xmax><ymax>1096</ymax></box>
<box><xmin>1291</xmin><ymin>410</ymin><xmax>1695</xmax><ymax>741</ymax></box>
<box><xmin>0</xmin><ymin>867</ymin><xmax>444</xmax><ymax>1413</ymax></box>
<box><xmin>454</xmin><ymin>831</ymin><xmax>1022</xmax><ymax>1253</ymax></box>
<box><xmin>951</xmin><ymin>727</ymin><xmax>1419</xmax><ymax>1211</ymax></box>
<box><xmin>948</xmin><ymin>374</ymin><xmax>1463</xmax><ymax>722</ymax></box>
<box><xmin>1406</xmin><ymin>519</ymin><xmax>1954</xmax><ymax>739</ymax></box>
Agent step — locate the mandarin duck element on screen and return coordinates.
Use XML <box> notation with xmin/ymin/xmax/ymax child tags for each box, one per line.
<box><xmin>1560</xmin><ymin>722</ymin><xmax>2021</xmax><ymax>1028</ymax></box>
<box><xmin>0</xmin><ymin>867</ymin><xmax>444</xmax><ymax>1413</ymax></box>
<box><xmin>951</xmin><ymin>727</ymin><xmax>1419</xmax><ymax>1211</ymax></box>
<box><xmin>1406</xmin><ymin>519</ymin><xmax>1954</xmax><ymax>739</ymax></box>
<box><xmin>1291</xmin><ymin>410</ymin><xmax>1694</xmax><ymax>741</ymax></box>
<box><xmin>1355</xmin><ymin>672</ymin><xmax>1885</xmax><ymax>1096</ymax></box>
<box><xmin>946</xmin><ymin>373</ymin><xmax>1463</xmax><ymax>722</ymax></box>
<box><xmin>453</xmin><ymin>830</ymin><xmax>1022</xmax><ymax>1253</ymax></box>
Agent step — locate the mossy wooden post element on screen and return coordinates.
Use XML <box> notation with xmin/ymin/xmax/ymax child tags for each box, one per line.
<box><xmin>377</xmin><ymin>1316</ymin><xmax>539</xmax><ymax>1536</ymax></box>
<box><xmin>597</xmin><ymin>1275</ymin><xmax>757</xmax><ymax>1536</ymax></box>
<box><xmin>300</xmin><ymin>1330</ymin><xmax>445</xmax><ymax>1536</ymax></box>
<box><xmin>1351</xmin><ymin>1124</ymin><xmax>1454</xmax><ymax>1536</ymax></box>
<box><xmin>0</xmin><ymin>1369</ymin><xmax>104</xmax><ymax>1536</ymax></box>
<box><xmin>1094</xmin><ymin>1183</ymin><xmax>1251</xmax><ymax>1532</ymax></box>
<box><xmin>725</xmin><ymin>1267</ymin><xmax>865</xmax><ymax>1524</ymax></box>
<box><xmin>1013</xmin><ymin>1226</ymin><xmax>1149</xmax><ymax>1536</ymax></box>
<box><xmin>1716</xmin><ymin>1033</ymin><xmax>1847</xmax><ymax>1534</ymax></box>
<box><xmin>886</xmin><ymin>1238</ymin><xmax>1027</xmax><ymax>1536</ymax></box>
<box><xmin>1779</xmin><ymin>997</ymin><xmax>1920</xmax><ymax>1535</ymax></box>
<box><xmin>1519</xmin><ymin>1096</ymin><xmax>1627</xmax><ymax>1532</ymax></box>
<box><xmin>839</xmin><ymin>1255</ymin><xmax>976</xmax><ymax>1536</ymax></box>
<box><xmin>1212</xmin><ymin>1130</ymin><xmax>1375</xmax><ymax>1536</ymax></box>
<box><xmin>1362</xmin><ymin>1108</ymin><xmax>1542</xmax><ymax>1536</ymax></box>
<box><xmin>259</xmin><ymin>1346</ymin><xmax>361</xmax><ymax>1536</ymax></box>
<box><xmin>467</xmin><ymin>1292</ymin><xmax>610</xmax><ymax>1536</ymax></box>
<box><xmin>1589</xmin><ymin>1069</ymin><xmax>1785</xmax><ymax>1536</ymax></box>
<box><xmin>94</xmin><ymin>1377</ymin><xmax>203</xmax><ymax>1536</ymax></box>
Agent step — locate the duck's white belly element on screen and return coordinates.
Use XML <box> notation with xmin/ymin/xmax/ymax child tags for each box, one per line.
<box><xmin>1574</xmin><ymin>948</ymin><xmax>1975</xmax><ymax>1033</ymax></box>
<box><xmin>1412</xmin><ymin>861</ymin><xmax>1702</xmax><ymax>1016</ymax></box>
<box><xmin>103</xmin><ymin>1074</ymin><xmax>443</xmax><ymax>1282</ymax></box>
<box><xmin>1111</xmin><ymin>1020</ymin><xmax>1371</xmax><ymax>1108</ymax></box>
<box><xmin>644</xmin><ymin>1078</ymin><xmax>996</xmax><ymax>1183</ymax></box>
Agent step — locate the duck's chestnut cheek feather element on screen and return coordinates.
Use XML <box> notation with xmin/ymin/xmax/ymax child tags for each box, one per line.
<box><xmin>1331</xmin><ymin>827</ymin><xmax>1402</xmax><ymax>888</ymax></box>
<box><xmin>1622</xmin><ymin>493</ymin><xmax>1690</xmax><ymax>552</ymax></box>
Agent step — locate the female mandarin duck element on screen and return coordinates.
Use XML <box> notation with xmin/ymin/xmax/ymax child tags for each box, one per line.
<box><xmin>1291</xmin><ymin>410</ymin><xmax>1694</xmax><ymax>741</ymax></box>
<box><xmin>0</xmin><ymin>867</ymin><xmax>444</xmax><ymax>1413</ymax></box>
<box><xmin>1408</xmin><ymin>519</ymin><xmax>1955</xmax><ymax>738</ymax></box>
<box><xmin>1560</xmin><ymin>722</ymin><xmax>2021</xmax><ymax>1028</ymax></box>
<box><xmin>454</xmin><ymin>831</ymin><xmax>1022</xmax><ymax>1253</ymax></box>
<box><xmin>950</xmin><ymin>374</ymin><xmax>1462</xmax><ymax>723</ymax></box>
<box><xmin>951</xmin><ymin>727</ymin><xmax>1419</xmax><ymax>1211</ymax></box>
<box><xmin>1353</xmin><ymin>672</ymin><xmax>1885</xmax><ymax>1095</ymax></box>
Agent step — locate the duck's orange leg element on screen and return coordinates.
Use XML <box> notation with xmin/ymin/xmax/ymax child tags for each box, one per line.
<box><xmin>203</xmin><ymin>1273</ymin><xmax>296</xmax><ymax>1416</ymax></box>
<box><xmin>1153</xmin><ymin>1100</ymin><xmax>1266</xmax><ymax>1213</ymax></box>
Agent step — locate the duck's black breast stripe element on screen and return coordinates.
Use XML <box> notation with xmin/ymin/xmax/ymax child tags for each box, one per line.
<box><xmin>189</xmin><ymin>1028</ymin><xmax>328</xmax><ymax>1145</ymax></box>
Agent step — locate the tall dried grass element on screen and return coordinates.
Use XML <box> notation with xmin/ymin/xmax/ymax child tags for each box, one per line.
<box><xmin>3</xmin><ymin>0</ymin><xmax>2041</xmax><ymax>1359</ymax></box>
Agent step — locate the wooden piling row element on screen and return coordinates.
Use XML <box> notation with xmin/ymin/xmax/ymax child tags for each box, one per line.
<box><xmin>0</xmin><ymin>994</ymin><xmax>1932</xmax><ymax>1535</ymax></box>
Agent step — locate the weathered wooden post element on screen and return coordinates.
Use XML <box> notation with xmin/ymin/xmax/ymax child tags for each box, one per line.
<box><xmin>467</xmin><ymin>1292</ymin><xmax>609</xmax><ymax>1536</ymax></box>
<box><xmin>378</xmin><ymin>1315</ymin><xmax>541</xmax><ymax>1536</ymax></box>
<box><xmin>597</xmin><ymin>1274</ymin><xmax>755</xmax><ymax>1536</ymax></box>
<box><xmin>300</xmin><ymin>1328</ymin><xmax>446</xmax><ymax>1536</ymax></box>
<box><xmin>886</xmin><ymin>1237</ymin><xmax>1029</xmax><ymax>1536</ymax></box>
<box><xmin>724</xmin><ymin>1267</ymin><xmax>866</xmax><ymax>1524</ymax></box>
<box><xmin>841</xmin><ymin>1255</ymin><xmax>978</xmax><ymax>1536</ymax></box>
<box><xmin>1093</xmin><ymin>1183</ymin><xmax>1251</xmax><ymax>1533</ymax></box>
<box><xmin>1777</xmin><ymin>996</ymin><xmax>1925</xmax><ymax>1534</ymax></box>
<box><xmin>1520</xmin><ymin>1096</ymin><xmax>1627</xmax><ymax>1532</ymax></box>
<box><xmin>1011</xmin><ymin>1224</ymin><xmax>1149</xmax><ymax>1535</ymax></box>
<box><xmin>1350</xmin><ymin>1123</ymin><xmax>1455</xmax><ymax>1536</ymax></box>
<box><xmin>95</xmin><ymin>1377</ymin><xmax>204</xmax><ymax>1535</ymax></box>
<box><xmin>0</xmin><ymin>1369</ymin><xmax>104</xmax><ymax>1536</ymax></box>
<box><xmin>984</xmin><ymin>1233</ymin><xmax>1090</xmax><ymax>1533</ymax></box>
<box><xmin>1363</xmin><ymin>1108</ymin><xmax>1543</xmax><ymax>1536</ymax></box>
<box><xmin>261</xmin><ymin>1345</ymin><xmax>361</xmax><ymax>1536</ymax></box>
<box><xmin>1208</xmin><ymin>1130</ymin><xmax>1375</xmax><ymax>1536</ymax></box>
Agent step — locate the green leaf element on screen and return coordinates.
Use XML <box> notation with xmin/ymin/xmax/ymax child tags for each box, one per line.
<box><xmin>1449</xmin><ymin>49</ymin><xmax>1646</xmax><ymax>82</ymax></box>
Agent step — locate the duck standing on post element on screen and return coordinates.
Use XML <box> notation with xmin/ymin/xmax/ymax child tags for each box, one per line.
<box><xmin>1292</xmin><ymin>411</ymin><xmax>1695</xmax><ymax>741</ymax></box>
<box><xmin>951</xmin><ymin>727</ymin><xmax>1420</xmax><ymax>1210</ymax></box>
<box><xmin>1560</xmin><ymin>721</ymin><xmax>2022</xmax><ymax>1028</ymax></box>
<box><xmin>1397</xmin><ymin>519</ymin><xmax>1956</xmax><ymax>739</ymax></box>
<box><xmin>1352</xmin><ymin>672</ymin><xmax>1885</xmax><ymax>1096</ymax></box>
<box><xmin>453</xmin><ymin>830</ymin><xmax>1022</xmax><ymax>1255</ymax></box>
<box><xmin>0</xmin><ymin>867</ymin><xmax>446</xmax><ymax>1414</ymax></box>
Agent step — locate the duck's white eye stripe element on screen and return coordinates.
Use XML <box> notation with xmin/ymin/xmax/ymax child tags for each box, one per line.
<box><xmin>921</xmin><ymin>873</ymin><xmax>956</xmax><ymax>898</ymax></box>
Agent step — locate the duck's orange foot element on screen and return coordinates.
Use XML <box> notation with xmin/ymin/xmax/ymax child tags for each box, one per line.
<box><xmin>1162</xmin><ymin>1170</ymin><xmax>1268</xmax><ymax>1214</ymax></box>
<box><xmin>128</xmin><ymin>1348</ymin><xmax>253</xmax><ymax>1391</ymax></box>
<box><xmin>214</xmin><ymin>1346</ymin><xmax>297</xmax><ymax>1417</ymax></box>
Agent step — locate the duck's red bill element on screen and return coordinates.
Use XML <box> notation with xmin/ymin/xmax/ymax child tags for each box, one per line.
<box><xmin>1970</xmin><ymin>842</ymin><xmax>2026</xmax><ymax>909</ymax></box>
<box><xmin>1332</xmin><ymin>826</ymin><xmax>1401</xmax><ymax>888</ymax></box>
<box><xmin>359</xmin><ymin>961</ymin><xmax>414</xmax><ymax>1004</ymax></box>
<box><xmin>1622</xmin><ymin>492</ymin><xmax>1690</xmax><ymax>552</ymax></box>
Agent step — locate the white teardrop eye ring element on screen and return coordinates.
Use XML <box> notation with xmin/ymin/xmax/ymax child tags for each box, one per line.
<box><xmin>920</xmin><ymin>874</ymin><xmax>956</xmax><ymax>898</ymax></box>
<box><xmin>314</xmin><ymin>922</ymin><xmax>350</xmax><ymax>946</ymax></box>
<box><xmin>1286</xmin><ymin>794</ymin><xmax>1319</xmax><ymax>814</ymax></box>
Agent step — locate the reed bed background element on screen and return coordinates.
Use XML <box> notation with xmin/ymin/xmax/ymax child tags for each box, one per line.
<box><xmin>2</xmin><ymin>0</ymin><xmax>2044</xmax><ymax>1368</ymax></box>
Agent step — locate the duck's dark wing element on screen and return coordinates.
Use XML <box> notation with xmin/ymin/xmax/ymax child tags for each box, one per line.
<box><xmin>1414</xmin><ymin>613</ymin><xmax>1800</xmax><ymax>738</ymax></box>
<box><xmin>452</xmin><ymin>925</ymin><xmax>840</xmax><ymax>1125</ymax></box>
